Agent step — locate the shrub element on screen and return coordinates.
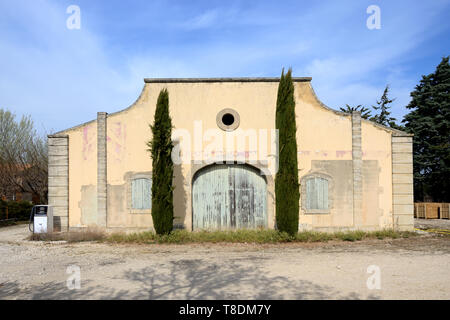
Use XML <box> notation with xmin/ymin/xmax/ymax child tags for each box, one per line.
<box><xmin>335</xmin><ymin>231</ymin><xmax>365</xmax><ymax>242</ymax></box>
<box><xmin>0</xmin><ymin>200</ymin><xmax>33</xmax><ymax>221</ymax></box>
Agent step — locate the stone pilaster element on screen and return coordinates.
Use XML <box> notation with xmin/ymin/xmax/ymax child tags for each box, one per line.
<box><xmin>97</xmin><ymin>112</ymin><xmax>107</xmax><ymax>227</ymax></box>
<box><xmin>48</xmin><ymin>135</ymin><xmax>69</xmax><ymax>231</ymax></box>
<box><xmin>391</xmin><ymin>135</ymin><xmax>414</xmax><ymax>231</ymax></box>
<box><xmin>352</xmin><ymin>111</ymin><xmax>363</xmax><ymax>228</ymax></box>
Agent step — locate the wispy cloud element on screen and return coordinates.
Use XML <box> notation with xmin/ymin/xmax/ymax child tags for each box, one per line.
<box><xmin>182</xmin><ymin>9</ymin><xmax>221</xmax><ymax>30</ymax></box>
<box><xmin>0</xmin><ymin>0</ymin><xmax>140</xmax><ymax>133</ymax></box>
<box><xmin>0</xmin><ymin>0</ymin><xmax>449</xmax><ymax>132</ymax></box>
<box><xmin>296</xmin><ymin>0</ymin><xmax>450</xmax><ymax>120</ymax></box>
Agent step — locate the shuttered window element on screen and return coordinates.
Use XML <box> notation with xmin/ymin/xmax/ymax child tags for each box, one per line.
<box><xmin>131</xmin><ymin>178</ymin><xmax>151</xmax><ymax>210</ymax></box>
<box><xmin>305</xmin><ymin>177</ymin><xmax>329</xmax><ymax>210</ymax></box>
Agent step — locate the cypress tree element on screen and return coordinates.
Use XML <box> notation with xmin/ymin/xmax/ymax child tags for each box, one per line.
<box><xmin>403</xmin><ymin>56</ymin><xmax>450</xmax><ymax>202</ymax></box>
<box><xmin>147</xmin><ymin>89</ymin><xmax>174</xmax><ymax>234</ymax></box>
<box><xmin>275</xmin><ymin>68</ymin><xmax>300</xmax><ymax>235</ymax></box>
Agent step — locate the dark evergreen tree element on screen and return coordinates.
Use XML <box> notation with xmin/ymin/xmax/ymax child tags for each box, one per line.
<box><xmin>371</xmin><ymin>85</ymin><xmax>398</xmax><ymax>127</ymax></box>
<box><xmin>388</xmin><ymin>121</ymin><xmax>406</xmax><ymax>132</ymax></box>
<box><xmin>340</xmin><ymin>104</ymin><xmax>372</xmax><ymax>119</ymax></box>
<box><xmin>403</xmin><ymin>56</ymin><xmax>450</xmax><ymax>202</ymax></box>
<box><xmin>275</xmin><ymin>68</ymin><xmax>300</xmax><ymax>235</ymax></box>
<box><xmin>147</xmin><ymin>89</ymin><xmax>174</xmax><ymax>234</ymax></box>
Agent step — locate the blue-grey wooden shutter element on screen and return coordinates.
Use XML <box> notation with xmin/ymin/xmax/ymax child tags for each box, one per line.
<box><xmin>306</xmin><ymin>177</ymin><xmax>328</xmax><ymax>210</ymax></box>
<box><xmin>131</xmin><ymin>178</ymin><xmax>152</xmax><ymax>209</ymax></box>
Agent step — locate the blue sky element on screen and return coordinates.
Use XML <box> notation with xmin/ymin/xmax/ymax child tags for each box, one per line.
<box><xmin>0</xmin><ymin>0</ymin><xmax>449</xmax><ymax>134</ymax></box>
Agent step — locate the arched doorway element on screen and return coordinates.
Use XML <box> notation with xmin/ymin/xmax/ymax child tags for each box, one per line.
<box><xmin>192</xmin><ymin>164</ymin><xmax>267</xmax><ymax>230</ymax></box>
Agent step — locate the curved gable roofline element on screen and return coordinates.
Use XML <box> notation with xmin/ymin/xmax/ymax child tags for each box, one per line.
<box><xmin>51</xmin><ymin>77</ymin><xmax>311</xmax><ymax>135</ymax></box>
<box><xmin>50</xmin><ymin>77</ymin><xmax>411</xmax><ymax>137</ymax></box>
<box><xmin>51</xmin><ymin>82</ymin><xmax>148</xmax><ymax>135</ymax></box>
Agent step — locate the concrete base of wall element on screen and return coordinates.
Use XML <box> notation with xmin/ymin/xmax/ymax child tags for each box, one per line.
<box><xmin>68</xmin><ymin>226</ymin><xmax>155</xmax><ymax>234</ymax></box>
<box><xmin>302</xmin><ymin>226</ymin><xmax>398</xmax><ymax>232</ymax></box>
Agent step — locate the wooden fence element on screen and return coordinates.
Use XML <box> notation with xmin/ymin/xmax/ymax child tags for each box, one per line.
<box><xmin>414</xmin><ymin>202</ymin><xmax>450</xmax><ymax>219</ymax></box>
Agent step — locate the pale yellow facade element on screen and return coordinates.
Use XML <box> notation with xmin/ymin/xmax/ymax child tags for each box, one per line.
<box><xmin>48</xmin><ymin>77</ymin><xmax>414</xmax><ymax>232</ymax></box>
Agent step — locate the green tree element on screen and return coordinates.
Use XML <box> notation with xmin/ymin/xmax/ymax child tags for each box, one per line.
<box><xmin>147</xmin><ymin>89</ymin><xmax>174</xmax><ymax>234</ymax></box>
<box><xmin>275</xmin><ymin>68</ymin><xmax>300</xmax><ymax>236</ymax></box>
<box><xmin>371</xmin><ymin>85</ymin><xmax>398</xmax><ymax>127</ymax></box>
<box><xmin>388</xmin><ymin>121</ymin><xmax>406</xmax><ymax>132</ymax></box>
<box><xmin>339</xmin><ymin>104</ymin><xmax>372</xmax><ymax>119</ymax></box>
<box><xmin>403</xmin><ymin>56</ymin><xmax>450</xmax><ymax>202</ymax></box>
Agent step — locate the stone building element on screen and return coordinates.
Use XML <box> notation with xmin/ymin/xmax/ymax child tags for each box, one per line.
<box><xmin>48</xmin><ymin>77</ymin><xmax>414</xmax><ymax>232</ymax></box>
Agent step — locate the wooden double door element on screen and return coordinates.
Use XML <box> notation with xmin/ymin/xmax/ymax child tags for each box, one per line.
<box><xmin>192</xmin><ymin>164</ymin><xmax>267</xmax><ymax>230</ymax></box>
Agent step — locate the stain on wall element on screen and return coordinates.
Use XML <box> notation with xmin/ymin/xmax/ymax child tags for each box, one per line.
<box><xmin>106</xmin><ymin>171</ymin><xmax>154</xmax><ymax>229</ymax></box>
<box><xmin>107</xmin><ymin>184</ymin><xmax>127</xmax><ymax>227</ymax></box>
<box><xmin>305</xmin><ymin>159</ymin><xmax>381</xmax><ymax>230</ymax></box>
<box><xmin>362</xmin><ymin>160</ymin><xmax>381</xmax><ymax>227</ymax></box>
<box><xmin>309</xmin><ymin>160</ymin><xmax>354</xmax><ymax>228</ymax></box>
<box><xmin>107</xmin><ymin>121</ymin><xmax>127</xmax><ymax>164</ymax></box>
<box><xmin>82</xmin><ymin>124</ymin><xmax>96</xmax><ymax>161</ymax></box>
<box><xmin>79</xmin><ymin>185</ymin><xmax>97</xmax><ymax>226</ymax></box>
<box><xmin>173</xmin><ymin>164</ymin><xmax>188</xmax><ymax>228</ymax></box>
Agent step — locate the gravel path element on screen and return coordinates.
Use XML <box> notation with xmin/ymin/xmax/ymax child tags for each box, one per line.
<box><xmin>0</xmin><ymin>224</ymin><xmax>449</xmax><ymax>300</ymax></box>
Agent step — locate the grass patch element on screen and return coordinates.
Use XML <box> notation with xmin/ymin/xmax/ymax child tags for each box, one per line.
<box><xmin>28</xmin><ymin>228</ymin><xmax>417</xmax><ymax>244</ymax></box>
<box><xmin>107</xmin><ymin>229</ymin><xmax>292</xmax><ymax>244</ymax></box>
<box><xmin>105</xmin><ymin>229</ymin><xmax>417</xmax><ymax>244</ymax></box>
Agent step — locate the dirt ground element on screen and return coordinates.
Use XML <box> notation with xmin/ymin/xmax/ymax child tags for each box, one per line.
<box><xmin>414</xmin><ymin>218</ymin><xmax>450</xmax><ymax>231</ymax></box>
<box><xmin>0</xmin><ymin>220</ymin><xmax>449</xmax><ymax>300</ymax></box>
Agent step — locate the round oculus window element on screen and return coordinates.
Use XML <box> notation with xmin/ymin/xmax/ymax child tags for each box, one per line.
<box><xmin>217</xmin><ymin>108</ymin><xmax>240</xmax><ymax>131</ymax></box>
<box><xmin>221</xmin><ymin>113</ymin><xmax>235</xmax><ymax>126</ymax></box>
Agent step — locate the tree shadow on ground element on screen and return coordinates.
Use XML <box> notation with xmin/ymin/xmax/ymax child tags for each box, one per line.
<box><xmin>0</xmin><ymin>258</ymin><xmax>380</xmax><ymax>300</ymax></box>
